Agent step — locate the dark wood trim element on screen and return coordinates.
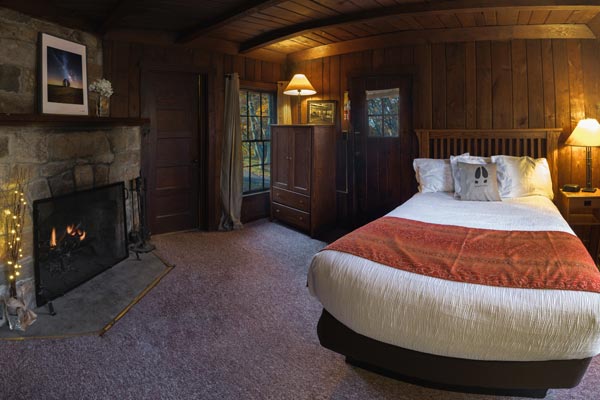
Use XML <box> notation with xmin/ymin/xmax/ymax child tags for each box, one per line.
<box><xmin>176</xmin><ymin>0</ymin><xmax>288</xmax><ymax>44</ymax></box>
<box><xmin>0</xmin><ymin>113</ymin><xmax>149</xmax><ymax>127</ymax></box>
<box><xmin>241</xmin><ymin>1</ymin><xmax>600</xmax><ymax>53</ymax></box>
<box><xmin>96</xmin><ymin>0</ymin><xmax>132</xmax><ymax>34</ymax></box>
<box><xmin>240</xmin><ymin>80</ymin><xmax>278</xmax><ymax>91</ymax></box>
<box><xmin>288</xmin><ymin>24</ymin><xmax>595</xmax><ymax>62</ymax></box>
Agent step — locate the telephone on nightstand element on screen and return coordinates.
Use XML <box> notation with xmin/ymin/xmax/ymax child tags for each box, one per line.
<box><xmin>562</xmin><ymin>184</ymin><xmax>581</xmax><ymax>192</ymax></box>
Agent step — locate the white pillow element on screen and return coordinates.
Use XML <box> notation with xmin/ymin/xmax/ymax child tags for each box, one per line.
<box><xmin>491</xmin><ymin>155</ymin><xmax>554</xmax><ymax>199</ymax></box>
<box><xmin>413</xmin><ymin>158</ymin><xmax>453</xmax><ymax>193</ymax></box>
<box><xmin>450</xmin><ymin>153</ymin><xmax>491</xmax><ymax>198</ymax></box>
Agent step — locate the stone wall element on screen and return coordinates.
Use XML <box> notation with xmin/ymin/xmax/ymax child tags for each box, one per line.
<box><xmin>0</xmin><ymin>7</ymin><xmax>103</xmax><ymax>114</ymax></box>
<box><xmin>0</xmin><ymin>126</ymin><xmax>141</xmax><ymax>308</ymax></box>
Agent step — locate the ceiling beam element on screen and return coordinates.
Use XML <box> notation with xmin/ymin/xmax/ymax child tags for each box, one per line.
<box><xmin>287</xmin><ymin>24</ymin><xmax>596</xmax><ymax>63</ymax></box>
<box><xmin>240</xmin><ymin>0</ymin><xmax>600</xmax><ymax>53</ymax></box>
<box><xmin>588</xmin><ymin>13</ymin><xmax>600</xmax><ymax>37</ymax></box>
<box><xmin>176</xmin><ymin>0</ymin><xmax>288</xmax><ymax>44</ymax></box>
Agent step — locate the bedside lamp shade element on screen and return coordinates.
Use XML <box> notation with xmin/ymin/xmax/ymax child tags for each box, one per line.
<box><xmin>566</xmin><ymin>118</ymin><xmax>600</xmax><ymax>192</ymax></box>
<box><xmin>283</xmin><ymin>74</ymin><xmax>316</xmax><ymax>123</ymax></box>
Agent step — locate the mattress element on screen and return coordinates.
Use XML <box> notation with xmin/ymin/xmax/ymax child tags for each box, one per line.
<box><xmin>308</xmin><ymin>192</ymin><xmax>600</xmax><ymax>361</ymax></box>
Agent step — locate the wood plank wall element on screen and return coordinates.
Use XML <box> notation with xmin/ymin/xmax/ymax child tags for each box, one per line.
<box><xmin>290</xmin><ymin>39</ymin><xmax>600</xmax><ymax>203</ymax></box>
<box><xmin>103</xmin><ymin>40</ymin><xmax>284</xmax><ymax>229</ymax></box>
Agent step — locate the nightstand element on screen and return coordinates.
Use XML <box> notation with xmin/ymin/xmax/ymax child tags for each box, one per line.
<box><xmin>559</xmin><ymin>189</ymin><xmax>600</xmax><ymax>263</ymax></box>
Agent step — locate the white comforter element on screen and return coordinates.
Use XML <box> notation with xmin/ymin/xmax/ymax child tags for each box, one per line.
<box><xmin>308</xmin><ymin>192</ymin><xmax>600</xmax><ymax>361</ymax></box>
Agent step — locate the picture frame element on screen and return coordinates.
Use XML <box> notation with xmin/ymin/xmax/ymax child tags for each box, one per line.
<box><xmin>307</xmin><ymin>100</ymin><xmax>336</xmax><ymax>124</ymax></box>
<box><xmin>38</xmin><ymin>33</ymin><xmax>88</xmax><ymax>115</ymax></box>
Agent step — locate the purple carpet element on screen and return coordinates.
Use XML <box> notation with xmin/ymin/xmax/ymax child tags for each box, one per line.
<box><xmin>1</xmin><ymin>219</ymin><xmax>599</xmax><ymax>399</ymax></box>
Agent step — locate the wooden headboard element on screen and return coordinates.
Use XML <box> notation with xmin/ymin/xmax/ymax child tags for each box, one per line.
<box><xmin>414</xmin><ymin>129</ymin><xmax>563</xmax><ymax>199</ymax></box>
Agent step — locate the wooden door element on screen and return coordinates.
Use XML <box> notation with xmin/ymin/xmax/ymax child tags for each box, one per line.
<box><xmin>350</xmin><ymin>75</ymin><xmax>413</xmax><ymax>225</ymax></box>
<box><xmin>142</xmin><ymin>71</ymin><xmax>201</xmax><ymax>234</ymax></box>
<box><xmin>272</xmin><ymin>126</ymin><xmax>292</xmax><ymax>190</ymax></box>
<box><xmin>290</xmin><ymin>126</ymin><xmax>311</xmax><ymax>195</ymax></box>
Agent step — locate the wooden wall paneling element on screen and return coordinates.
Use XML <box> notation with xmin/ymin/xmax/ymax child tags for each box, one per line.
<box><xmin>310</xmin><ymin>58</ymin><xmax>323</xmax><ymax>100</ymax></box>
<box><xmin>445</xmin><ymin>42</ymin><xmax>466</xmax><ymax>129</ymax></box>
<box><xmin>541</xmin><ymin>40</ymin><xmax>556</xmax><ymax>129</ymax></box>
<box><xmin>491</xmin><ymin>41</ymin><xmax>512</xmax><ymax>129</ymax></box>
<box><xmin>112</xmin><ymin>41</ymin><xmax>131</xmax><ymax>118</ymax></box>
<box><xmin>511</xmin><ymin>40</ymin><xmax>528</xmax><ymax>128</ymax></box>
<box><xmin>245</xmin><ymin>58</ymin><xmax>257</xmax><ymax>81</ymax></box>
<box><xmin>526</xmin><ymin>40</ymin><xmax>544</xmax><ymax>128</ymax></box>
<box><xmin>233</xmin><ymin>56</ymin><xmax>245</xmax><ymax>79</ymax></box>
<box><xmin>128</xmin><ymin>43</ymin><xmax>142</xmax><ymax>117</ymax></box>
<box><xmin>465</xmin><ymin>42</ymin><xmax>477</xmax><ymax>129</ymax></box>
<box><xmin>567</xmin><ymin>40</ymin><xmax>587</xmax><ymax>186</ymax></box>
<box><xmin>552</xmin><ymin>39</ymin><xmax>572</xmax><ymax>186</ymax></box>
<box><xmin>432</xmin><ymin>43</ymin><xmax>446</xmax><ymax>129</ymax></box>
<box><xmin>582</xmin><ymin>40</ymin><xmax>600</xmax><ymax>188</ymax></box>
<box><xmin>476</xmin><ymin>41</ymin><xmax>492</xmax><ymax>129</ymax></box>
<box><xmin>372</xmin><ymin>48</ymin><xmax>385</xmax><ymax>70</ymax></box>
<box><xmin>414</xmin><ymin>43</ymin><xmax>432</xmax><ymax>129</ymax></box>
<box><xmin>209</xmin><ymin>52</ymin><xmax>224</xmax><ymax>230</ymax></box>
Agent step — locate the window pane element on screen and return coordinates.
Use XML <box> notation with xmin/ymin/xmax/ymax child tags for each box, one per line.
<box><xmin>250</xmin><ymin>143</ymin><xmax>263</xmax><ymax>167</ymax></box>
<box><xmin>368</xmin><ymin>116</ymin><xmax>382</xmax><ymax>137</ymax></box>
<box><xmin>261</xmin><ymin>93</ymin><xmax>270</xmax><ymax>117</ymax></box>
<box><xmin>263</xmin><ymin>142</ymin><xmax>271</xmax><ymax>164</ymax></box>
<box><xmin>242</xmin><ymin>142</ymin><xmax>251</xmax><ymax>167</ymax></box>
<box><xmin>383</xmin><ymin>97</ymin><xmax>399</xmax><ymax>115</ymax></box>
<box><xmin>241</xmin><ymin>117</ymin><xmax>248</xmax><ymax>140</ymax></box>
<box><xmin>240</xmin><ymin>91</ymin><xmax>248</xmax><ymax>116</ymax></box>
<box><xmin>367</xmin><ymin>98</ymin><xmax>382</xmax><ymax>115</ymax></box>
<box><xmin>264</xmin><ymin>164</ymin><xmax>271</xmax><ymax>188</ymax></box>
<box><xmin>262</xmin><ymin>117</ymin><xmax>271</xmax><ymax>139</ymax></box>
<box><xmin>383</xmin><ymin>116</ymin><xmax>398</xmax><ymax>137</ymax></box>
<box><xmin>243</xmin><ymin>168</ymin><xmax>250</xmax><ymax>193</ymax></box>
<box><xmin>248</xmin><ymin>92</ymin><xmax>261</xmax><ymax>116</ymax></box>
<box><xmin>249</xmin><ymin>165</ymin><xmax>263</xmax><ymax>191</ymax></box>
<box><xmin>249</xmin><ymin>116</ymin><xmax>261</xmax><ymax>140</ymax></box>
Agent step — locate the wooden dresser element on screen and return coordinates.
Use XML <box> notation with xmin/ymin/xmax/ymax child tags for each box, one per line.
<box><xmin>270</xmin><ymin>124</ymin><xmax>336</xmax><ymax>237</ymax></box>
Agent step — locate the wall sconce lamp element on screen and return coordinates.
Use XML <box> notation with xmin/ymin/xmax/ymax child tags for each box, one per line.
<box><xmin>283</xmin><ymin>74</ymin><xmax>316</xmax><ymax>124</ymax></box>
<box><xmin>566</xmin><ymin>118</ymin><xmax>600</xmax><ymax>192</ymax></box>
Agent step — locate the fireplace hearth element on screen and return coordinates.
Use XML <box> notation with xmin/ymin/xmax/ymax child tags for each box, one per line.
<box><xmin>33</xmin><ymin>182</ymin><xmax>128</xmax><ymax>307</ymax></box>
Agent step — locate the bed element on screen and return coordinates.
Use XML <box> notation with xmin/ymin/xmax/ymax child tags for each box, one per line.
<box><xmin>308</xmin><ymin>129</ymin><xmax>600</xmax><ymax>398</ymax></box>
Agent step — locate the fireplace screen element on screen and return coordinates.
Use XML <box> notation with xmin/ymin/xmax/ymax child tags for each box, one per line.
<box><xmin>33</xmin><ymin>182</ymin><xmax>128</xmax><ymax>306</ymax></box>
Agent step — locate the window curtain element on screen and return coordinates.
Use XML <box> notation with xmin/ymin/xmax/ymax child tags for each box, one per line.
<box><xmin>219</xmin><ymin>73</ymin><xmax>243</xmax><ymax>231</ymax></box>
<box><xmin>277</xmin><ymin>81</ymin><xmax>292</xmax><ymax>124</ymax></box>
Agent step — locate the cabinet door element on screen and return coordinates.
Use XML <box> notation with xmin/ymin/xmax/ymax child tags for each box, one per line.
<box><xmin>291</xmin><ymin>127</ymin><xmax>311</xmax><ymax>195</ymax></box>
<box><xmin>272</xmin><ymin>127</ymin><xmax>291</xmax><ymax>190</ymax></box>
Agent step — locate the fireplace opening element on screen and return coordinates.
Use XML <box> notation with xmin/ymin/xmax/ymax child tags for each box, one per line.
<box><xmin>33</xmin><ymin>182</ymin><xmax>128</xmax><ymax>307</ymax></box>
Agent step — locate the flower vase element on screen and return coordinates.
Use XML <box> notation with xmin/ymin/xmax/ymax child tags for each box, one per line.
<box><xmin>96</xmin><ymin>95</ymin><xmax>110</xmax><ymax>117</ymax></box>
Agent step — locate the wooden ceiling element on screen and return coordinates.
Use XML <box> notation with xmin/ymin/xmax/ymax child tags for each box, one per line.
<box><xmin>2</xmin><ymin>0</ymin><xmax>600</xmax><ymax>62</ymax></box>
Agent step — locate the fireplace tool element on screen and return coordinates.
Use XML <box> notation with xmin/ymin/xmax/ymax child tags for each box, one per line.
<box><xmin>128</xmin><ymin>176</ymin><xmax>155</xmax><ymax>259</ymax></box>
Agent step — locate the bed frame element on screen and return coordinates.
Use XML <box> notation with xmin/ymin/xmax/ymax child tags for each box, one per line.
<box><xmin>316</xmin><ymin>128</ymin><xmax>593</xmax><ymax>398</ymax></box>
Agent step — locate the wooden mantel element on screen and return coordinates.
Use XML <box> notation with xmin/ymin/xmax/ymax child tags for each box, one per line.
<box><xmin>0</xmin><ymin>114</ymin><xmax>149</xmax><ymax>128</ymax></box>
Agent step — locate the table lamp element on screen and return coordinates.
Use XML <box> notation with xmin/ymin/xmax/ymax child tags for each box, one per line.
<box><xmin>283</xmin><ymin>74</ymin><xmax>316</xmax><ymax>123</ymax></box>
<box><xmin>566</xmin><ymin>118</ymin><xmax>600</xmax><ymax>192</ymax></box>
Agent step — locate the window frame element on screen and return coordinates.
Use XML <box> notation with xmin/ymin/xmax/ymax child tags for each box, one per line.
<box><xmin>239</xmin><ymin>86</ymin><xmax>277</xmax><ymax>195</ymax></box>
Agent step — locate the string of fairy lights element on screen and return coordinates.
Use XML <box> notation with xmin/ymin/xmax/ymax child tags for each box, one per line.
<box><xmin>3</xmin><ymin>186</ymin><xmax>27</xmax><ymax>296</ymax></box>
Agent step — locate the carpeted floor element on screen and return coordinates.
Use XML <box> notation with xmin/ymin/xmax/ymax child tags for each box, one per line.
<box><xmin>1</xmin><ymin>219</ymin><xmax>598</xmax><ymax>399</ymax></box>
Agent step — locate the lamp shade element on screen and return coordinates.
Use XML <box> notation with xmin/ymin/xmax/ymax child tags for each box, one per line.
<box><xmin>283</xmin><ymin>74</ymin><xmax>316</xmax><ymax>96</ymax></box>
<box><xmin>566</xmin><ymin>118</ymin><xmax>600</xmax><ymax>147</ymax></box>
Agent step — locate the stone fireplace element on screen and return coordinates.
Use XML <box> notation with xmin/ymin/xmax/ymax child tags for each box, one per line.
<box><xmin>0</xmin><ymin>124</ymin><xmax>141</xmax><ymax>308</ymax></box>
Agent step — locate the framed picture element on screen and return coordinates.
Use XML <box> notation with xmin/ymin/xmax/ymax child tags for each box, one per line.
<box><xmin>39</xmin><ymin>33</ymin><xmax>88</xmax><ymax>115</ymax></box>
<box><xmin>307</xmin><ymin>100</ymin><xmax>336</xmax><ymax>124</ymax></box>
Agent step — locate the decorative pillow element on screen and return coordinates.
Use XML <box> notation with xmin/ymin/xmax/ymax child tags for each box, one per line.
<box><xmin>413</xmin><ymin>158</ymin><xmax>453</xmax><ymax>193</ymax></box>
<box><xmin>450</xmin><ymin>153</ymin><xmax>491</xmax><ymax>198</ymax></box>
<box><xmin>491</xmin><ymin>155</ymin><xmax>553</xmax><ymax>200</ymax></box>
<box><xmin>456</xmin><ymin>162</ymin><xmax>501</xmax><ymax>201</ymax></box>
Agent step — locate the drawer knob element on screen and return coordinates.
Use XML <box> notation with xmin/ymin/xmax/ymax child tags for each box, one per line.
<box><xmin>585</xmin><ymin>200</ymin><xmax>592</xmax><ymax>206</ymax></box>
<box><xmin>275</xmin><ymin>209</ymin><xmax>280</xmax><ymax>213</ymax></box>
<box><xmin>299</xmin><ymin>217</ymin><xmax>303</xmax><ymax>221</ymax></box>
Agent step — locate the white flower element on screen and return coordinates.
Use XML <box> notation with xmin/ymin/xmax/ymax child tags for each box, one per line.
<box><xmin>89</xmin><ymin>78</ymin><xmax>114</xmax><ymax>98</ymax></box>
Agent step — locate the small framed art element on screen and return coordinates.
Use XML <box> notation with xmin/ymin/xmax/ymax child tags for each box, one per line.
<box><xmin>39</xmin><ymin>33</ymin><xmax>88</xmax><ymax>115</ymax></box>
<box><xmin>307</xmin><ymin>100</ymin><xmax>336</xmax><ymax>124</ymax></box>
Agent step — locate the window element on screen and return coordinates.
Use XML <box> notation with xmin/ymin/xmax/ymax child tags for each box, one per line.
<box><xmin>366</xmin><ymin>88</ymin><xmax>400</xmax><ymax>137</ymax></box>
<box><xmin>240</xmin><ymin>89</ymin><xmax>276</xmax><ymax>194</ymax></box>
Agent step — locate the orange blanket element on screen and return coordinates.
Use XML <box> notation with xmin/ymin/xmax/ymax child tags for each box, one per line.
<box><xmin>326</xmin><ymin>217</ymin><xmax>600</xmax><ymax>293</ymax></box>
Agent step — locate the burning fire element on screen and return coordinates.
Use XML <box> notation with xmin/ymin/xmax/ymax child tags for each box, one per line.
<box><xmin>50</xmin><ymin>224</ymin><xmax>86</xmax><ymax>249</ymax></box>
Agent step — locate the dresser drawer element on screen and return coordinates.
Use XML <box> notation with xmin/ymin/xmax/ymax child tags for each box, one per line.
<box><xmin>569</xmin><ymin>197</ymin><xmax>600</xmax><ymax>211</ymax></box>
<box><xmin>272</xmin><ymin>188</ymin><xmax>310</xmax><ymax>212</ymax></box>
<box><xmin>272</xmin><ymin>202</ymin><xmax>310</xmax><ymax>231</ymax></box>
